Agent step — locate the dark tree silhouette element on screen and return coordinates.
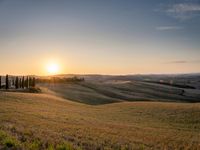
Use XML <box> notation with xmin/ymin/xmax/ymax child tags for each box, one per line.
<box><xmin>32</xmin><ymin>77</ymin><xmax>36</xmax><ymax>87</ymax></box>
<box><xmin>19</xmin><ymin>78</ymin><xmax>22</xmax><ymax>88</ymax></box>
<box><xmin>22</xmin><ymin>76</ymin><xmax>25</xmax><ymax>89</ymax></box>
<box><xmin>29</xmin><ymin>77</ymin><xmax>32</xmax><ymax>87</ymax></box>
<box><xmin>12</xmin><ymin>79</ymin><xmax>15</xmax><ymax>86</ymax></box>
<box><xmin>15</xmin><ymin>77</ymin><xmax>19</xmax><ymax>89</ymax></box>
<box><xmin>6</xmin><ymin>74</ymin><xmax>9</xmax><ymax>90</ymax></box>
<box><xmin>25</xmin><ymin>76</ymin><xmax>29</xmax><ymax>88</ymax></box>
<box><xmin>27</xmin><ymin>76</ymin><xmax>29</xmax><ymax>88</ymax></box>
<box><xmin>0</xmin><ymin>76</ymin><xmax>1</xmax><ymax>89</ymax></box>
<box><xmin>25</xmin><ymin>78</ymin><xmax>27</xmax><ymax>88</ymax></box>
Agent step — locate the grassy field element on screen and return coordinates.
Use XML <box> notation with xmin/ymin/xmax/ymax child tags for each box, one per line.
<box><xmin>39</xmin><ymin>79</ymin><xmax>200</xmax><ymax>105</ymax></box>
<box><xmin>0</xmin><ymin>91</ymin><xmax>200</xmax><ymax>150</ymax></box>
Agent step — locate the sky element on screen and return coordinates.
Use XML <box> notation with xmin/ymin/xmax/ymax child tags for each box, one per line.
<box><xmin>0</xmin><ymin>0</ymin><xmax>200</xmax><ymax>75</ymax></box>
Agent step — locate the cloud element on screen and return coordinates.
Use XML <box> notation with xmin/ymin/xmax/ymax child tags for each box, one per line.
<box><xmin>167</xmin><ymin>60</ymin><xmax>188</xmax><ymax>64</ymax></box>
<box><xmin>167</xmin><ymin>3</ymin><xmax>200</xmax><ymax>13</ymax></box>
<box><xmin>156</xmin><ymin>26</ymin><xmax>183</xmax><ymax>31</ymax></box>
<box><xmin>166</xmin><ymin>3</ymin><xmax>200</xmax><ymax>20</ymax></box>
<box><xmin>166</xmin><ymin>60</ymin><xmax>200</xmax><ymax>64</ymax></box>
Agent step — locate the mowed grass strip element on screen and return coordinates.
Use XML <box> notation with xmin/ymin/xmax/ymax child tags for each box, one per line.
<box><xmin>0</xmin><ymin>92</ymin><xmax>200</xmax><ymax>150</ymax></box>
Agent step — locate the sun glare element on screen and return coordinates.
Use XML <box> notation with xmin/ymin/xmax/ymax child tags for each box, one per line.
<box><xmin>47</xmin><ymin>63</ymin><xmax>59</xmax><ymax>75</ymax></box>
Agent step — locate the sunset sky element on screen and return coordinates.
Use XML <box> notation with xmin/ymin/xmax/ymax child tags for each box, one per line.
<box><xmin>0</xmin><ymin>0</ymin><xmax>200</xmax><ymax>75</ymax></box>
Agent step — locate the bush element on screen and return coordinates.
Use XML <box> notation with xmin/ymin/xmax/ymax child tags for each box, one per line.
<box><xmin>28</xmin><ymin>87</ymin><xmax>42</xmax><ymax>93</ymax></box>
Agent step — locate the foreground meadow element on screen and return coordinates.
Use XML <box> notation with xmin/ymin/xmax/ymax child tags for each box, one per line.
<box><xmin>0</xmin><ymin>92</ymin><xmax>200</xmax><ymax>150</ymax></box>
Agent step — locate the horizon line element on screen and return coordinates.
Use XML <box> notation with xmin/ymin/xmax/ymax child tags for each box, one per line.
<box><xmin>0</xmin><ymin>72</ymin><xmax>200</xmax><ymax>77</ymax></box>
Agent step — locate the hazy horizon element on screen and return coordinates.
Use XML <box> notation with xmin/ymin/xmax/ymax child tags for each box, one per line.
<box><xmin>0</xmin><ymin>0</ymin><xmax>200</xmax><ymax>75</ymax></box>
<box><xmin>1</xmin><ymin>72</ymin><xmax>200</xmax><ymax>77</ymax></box>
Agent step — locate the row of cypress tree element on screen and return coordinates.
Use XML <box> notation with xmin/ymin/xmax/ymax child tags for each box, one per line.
<box><xmin>0</xmin><ymin>75</ymin><xmax>36</xmax><ymax>90</ymax></box>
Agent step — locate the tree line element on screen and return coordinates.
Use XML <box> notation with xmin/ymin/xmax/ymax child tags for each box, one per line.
<box><xmin>36</xmin><ymin>76</ymin><xmax>84</xmax><ymax>83</ymax></box>
<box><xmin>0</xmin><ymin>75</ymin><xmax>36</xmax><ymax>90</ymax></box>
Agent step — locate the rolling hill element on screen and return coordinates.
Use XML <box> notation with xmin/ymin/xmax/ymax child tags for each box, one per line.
<box><xmin>39</xmin><ymin>75</ymin><xmax>200</xmax><ymax>105</ymax></box>
<box><xmin>0</xmin><ymin>92</ymin><xmax>200</xmax><ymax>149</ymax></box>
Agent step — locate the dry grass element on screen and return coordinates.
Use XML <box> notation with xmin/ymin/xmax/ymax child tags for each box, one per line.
<box><xmin>0</xmin><ymin>92</ymin><xmax>200</xmax><ymax>149</ymax></box>
<box><xmin>39</xmin><ymin>81</ymin><xmax>200</xmax><ymax>105</ymax></box>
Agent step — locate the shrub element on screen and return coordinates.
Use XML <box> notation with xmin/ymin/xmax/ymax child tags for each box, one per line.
<box><xmin>28</xmin><ymin>87</ymin><xmax>42</xmax><ymax>93</ymax></box>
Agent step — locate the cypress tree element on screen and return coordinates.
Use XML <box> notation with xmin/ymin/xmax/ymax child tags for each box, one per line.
<box><xmin>12</xmin><ymin>79</ymin><xmax>15</xmax><ymax>86</ymax></box>
<box><xmin>25</xmin><ymin>76</ymin><xmax>29</xmax><ymax>88</ymax></box>
<box><xmin>27</xmin><ymin>76</ymin><xmax>29</xmax><ymax>88</ymax></box>
<box><xmin>25</xmin><ymin>78</ymin><xmax>27</xmax><ymax>88</ymax></box>
<box><xmin>0</xmin><ymin>76</ymin><xmax>1</xmax><ymax>89</ymax></box>
<box><xmin>6</xmin><ymin>74</ymin><xmax>9</xmax><ymax>90</ymax></box>
<box><xmin>21</xmin><ymin>78</ymin><xmax>23</xmax><ymax>88</ymax></box>
<box><xmin>22</xmin><ymin>76</ymin><xmax>25</xmax><ymax>89</ymax></box>
<box><xmin>19</xmin><ymin>78</ymin><xmax>22</xmax><ymax>88</ymax></box>
<box><xmin>15</xmin><ymin>77</ymin><xmax>19</xmax><ymax>89</ymax></box>
<box><xmin>32</xmin><ymin>77</ymin><xmax>36</xmax><ymax>87</ymax></box>
<box><xmin>29</xmin><ymin>77</ymin><xmax>32</xmax><ymax>87</ymax></box>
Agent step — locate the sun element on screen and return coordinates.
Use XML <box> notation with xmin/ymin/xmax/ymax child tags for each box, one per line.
<box><xmin>47</xmin><ymin>63</ymin><xmax>59</xmax><ymax>75</ymax></box>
